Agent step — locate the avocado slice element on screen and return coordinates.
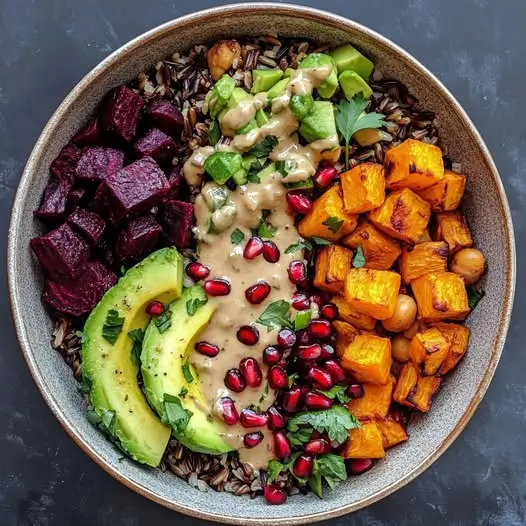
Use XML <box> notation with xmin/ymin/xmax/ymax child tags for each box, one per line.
<box><xmin>330</xmin><ymin>44</ymin><xmax>374</xmax><ymax>80</ymax></box>
<box><xmin>255</xmin><ymin>109</ymin><xmax>269</xmax><ymax>127</ymax></box>
<box><xmin>299</xmin><ymin>101</ymin><xmax>338</xmax><ymax>144</ymax></box>
<box><xmin>204</xmin><ymin>151</ymin><xmax>245</xmax><ymax>185</ymax></box>
<box><xmin>289</xmin><ymin>94</ymin><xmax>314</xmax><ymax>120</ymax></box>
<box><xmin>252</xmin><ymin>69</ymin><xmax>283</xmax><ymax>93</ymax></box>
<box><xmin>267</xmin><ymin>78</ymin><xmax>290</xmax><ymax>100</ymax></box>
<box><xmin>299</xmin><ymin>53</ymin><xmax>338</xmax><ymax>99</ymax></box>
<box><xmin>227</xmin><ymin>87</ymin><xmax>253</xmax><ymax>108</ymax></box>
<box><xmin>141</xmin><ymin>286</ymin><xmax>233</xmax><ymax>455</ymax></box>
<box><xmin>339</xmin><ymin>70</ymin><xmax>373</xmax><ymax>100</ymax></box>
<box><xmin>208</xmin><ymin>74</ymin><xmax>236</xmax><ymax>118</ymax></box>
<box><xmin>82</xmin><ymin>248</ymin><xmax>184</xmax><ymax>467</ymax></box>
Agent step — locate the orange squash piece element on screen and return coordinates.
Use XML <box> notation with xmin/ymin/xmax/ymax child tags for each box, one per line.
<box><xmin>341</xmin><ymin>422</ymin><xmax>385</xmax><ymax>459</ymax></box>
<box><xmin>377</xmin><ymin>418</ymin><xmax>409</xmax><ymax>449</ymax></box>
<box><xmin>417</xmin><ymin>170</ymin><xmax>466</xmax><ymax>212</ymax></box>
<box><xmin>331</xmin><ymin>296</ymin><xmax>376</xmax><ymax>331</ymax></box>
<box><xmin>369</xmin><ymin>188</ymin><xmax>431</xmax><ymax>244</ymax></box>
<box><xmin>393</xmin><ymin>361</ymin><xmax>419</xmax><ymax>406</ymax></box>
<box><xmin>432</xmin><ymin>211</ymin><xmax>473</xmax><ymax>254</ymax></box>
<box><xmin>341</xmin><ymin>163</ymin><xmax>386</xmax><ymax>213</ymax></box>
<box><xmin>435</xmin><ymin>322</ymin><xmax>471</xmax><ymax>374</ymax></box>
<box><xmin>333</xmin><ymin>320</ymin><xmax>359</xmax><ymax>356</ymax></box>
<box><xmin>409</xmin><ymin>327</ymin><xmax>450</xmax><ymax>376</ymax></box>
<box><xmin>314</xmin><ymin>245</ymin><xmax>353</xmax><ymax>293</ymax></box>
<box><xmin>400</xmin><ymin>241</ymin><xmax>449</xmax><ymax>283</ymax></box>
<box><xmin>347</xmin><ymin>376</ymin><xmax>395</xmax><ymax>419</ymax></box>
<box><xmin>393</xmin><ymin>361</ymin><xmax>441</xmax><ymax>413</ymax></box>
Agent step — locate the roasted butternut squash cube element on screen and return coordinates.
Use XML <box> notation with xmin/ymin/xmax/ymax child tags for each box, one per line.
<box><xmin>333</xmin><ymin>320</ymin><xmax>359</xmax><ymax>356</ymax></box>
<box><xmin>341</xmin><ymin>421</ymin><xmax>385</xmax><ymax>459</ymax></box>
<box><xmin>393</xmin><ymin>362</ymin><xmax>441</xmax><ymax>412</ymax></box>
<box><xmin>384</xmin><ymin>139</ymin><xmax>444</xmax><ymax>191</ymax></box>
<box><xmin>412</xmin><ymin>272</ymin><xmax>470</xmax><ymax>322</ymax></box>
<box><xmin>400</xmin><ymin>241</ymin><xmax>449</xmax><ymax>283</ymax></box>
<box><xmin>341</xmin><ymin>333</ymin><xmax>392</xmax><ymax>384</ymax></box>
<box><xmin>342</xmin><ymin>221</ymin><xmax>401</xmax><ymax>270</ymax></box>
<box><xmin>299</xmin><ymin>184</ymin><xmax>358</xmax><ymax>241</ymax></box>
<box><xmin>313</xmin><ymin>245</ymin><xmax>353</xmax><ymax>293</ymax></box>
<box><xmin>393</xmin><ymin>361</ymin><xmax>418</xmax><ymax>406</ymax></box>
<box><xmin>344</xmin><ymin>268</ymin><xmax>401</xmax><ymax>320</ymax></box>
<box><xmin>341</xmin><ymin>163</ymin><xmax>386</xmax><ymax>213</ymax></box>
<box><xmin>409</xmin><ymin>327</ymin><xmax>450</xmax><ymax>376</ymax></box>
<box><xmin>435</xmin><ymin>322</ymin><xmax>471</xmax><ymax>374</ymax></box>
<box><xmin>417</xmin><ymin>170</ymin><xmax>466</xmax><ymax>212</ymax></box>
<box><xmin>377</xmin><ymin>418</ymin><xmax>408</xmax><ymax>449</ymax></box>
<box><xmin>347</xmin><ymin>376</ymin><xmax>395</xmax><ymax>419</ymax></box>
<box><xmin>417</xmin><ymin>229</ymin><xmax>432</xmax><ymax>243</ymax></box>
<box><xmin>332</xmin><ymin>296</ymin><xmax>376</xmax><ymax>331</ymax></box>
<box><xmin>369</xmin><ymin>188</ymin><xmax>431</xmax><ymax>244</ymax></box>
<box><xmin>432</xmin><ymin>211</ymin><xmax>473</xmax><ymax>254</ymax></box>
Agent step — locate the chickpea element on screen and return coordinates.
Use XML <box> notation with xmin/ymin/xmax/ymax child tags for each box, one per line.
<box><xmin>451</xmin><ymin>248</ymin><xmax>486</xmax><ymax>285</ymax></box>
<box><xmin>403</xmin><ymin>320</ymin><xmax>420</xmax><ymax>340</ymax></box>
<box><xmin>382</xmin><ymin>294</ymin><xmax>417</xmax><ymax>333</ymax></box>
<box><xmin>391</xmin><ymin>335</ymin><xmax>411</xmax><ymax>363</ymax></box>
<box><xmin>207</xmin><ymin>40</ymin><xmax>241</xmax><ymax>80</ymax></box>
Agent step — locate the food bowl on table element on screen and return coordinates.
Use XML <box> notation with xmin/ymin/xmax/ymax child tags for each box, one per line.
<box><xmin>7</xmin><ymin>3</ymin><xmax>515</xmax><ymax>524</ymax></box>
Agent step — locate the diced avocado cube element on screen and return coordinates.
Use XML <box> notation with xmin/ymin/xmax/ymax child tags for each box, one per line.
<box><xmin>299</xmin><ymin>101</ymin><xmax>337</xmax><ymax>143</ymax></box>
<box><xmin>252</xmin><ymin>69</ymin><xmax>283</xmax><ymax>93</ymax></box>
<box><xmin>267</xmin><ymin>78</ymin><xmax>290</xmax><ymax>100</ymax></box>
<box><xmin>209</xmin><ymin>74</ymin><xmax>236</xmax><ymax>118</ymax></box>
<box><xmin>330</xmin><ymin>44</ymin><xmax>374</xmax><ymax>80</ymax></box>
<box><xmin>339</xmin><ymin>70</ymin><xmax>373</xmax><ymax>100</ymax></box>
<box><xmin>256</xmin><ymin>162</ymin><xmax>277</xmax><ymax>181</ymax></box>
<box><xmin>232</xmin><ymin>168</ymin><xmax>248</xmax><ymax>185</ymax></box>
<box><xmin>255</xmin><ymin>109</ymin><xmax>269</xmax><ymax>127</ymax></box>
<box><xmin>289</xmin><ymin>94</ymin><xmax>314</xmax><ymax>120</ymax></box>
<box><xmin>204</xmin><ymin>152</ymin><xmax>244</xmax><ymax>185</ymax></box>
<box><xmin>227</xmin><ymin>87</ymin><xmax>253</xmax><ymax>109</ymax></box>
<box><xmin>299</xmin><ymin>53</ymin><xmax>338</xmax><ymax>99</ymax></box>
<box><xmin>283</xmin><ymin>68</ymin><xmax>295</xmax><ymax>78</ymax></box>
<box><xmin>238</xmin><ymin>119</ymin><xmax>258</xmax><ymax>135</ymax></box>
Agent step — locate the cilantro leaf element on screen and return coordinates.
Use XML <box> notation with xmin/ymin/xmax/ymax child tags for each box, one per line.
<box><xmin>182</xmin><ymin>362</ymin><xmax>194</xmax><ymax>383</ymax></box>
<box><xmin>308</xmin><ymin>454</ymin><xmax>347</xmax><ymax>498</ymax></box>
<box><xmin>258</xmin><ymin>221</ymin><xmax>277</xmax><ymax>239</ymax></box>
<box><xmin>311</xmin><ymin>236</ymin><xmax>332</xmax><ymax>246</ymax></box>
<box><xmin>267</xmin><ymin>452</ymin><xmax>303</xmax><ymax>483</ymax></box>
<box><xmin>179</xmin><ymin>387</ymin><xmax>188</xmax><ymax>398</ymax></box>
<box><xmin>128</xmin><ymin>328</ymin><xmax>145</xmax><ymax>364</ymax></box>
<box><xmin>322</xmin><ymin>385</ymin><xmax>351</xmax><ymax>404</ymax></box>
<box><xmin>285</xmin><ymin>239</ymin><xmax>313</xmax><ymax>254</ymax></box>
<box><xmin>186</xmin><ymin>297</ymin><xmax>208</xmax><ymax>317</ymax></box>
<box><xmin>352</xmin><ymin>245</ymin><xmax>366</xmax><ymax>268</ymax></box>
<box><xmin>230</xmin><ymin>228</ymin><xmax>245</xmax><ymax>245</ymax></box>
<box><xmin>102</xmin><ymin>309</ymin><xmax>125</xmax><ymax>345</ymax></box>
<box><xmin>467</xmin><ymin>286</ymin><xmax>485</xmax><ymax>310</ymax></box>
<box><xmin>248</xmin><ymin>136</ymin><xmax>278</xmax><ymax>158</ymax></box>
<box><xmin>294</xmin><ymin>310</ymin><xmax>312</xmax><ymax>331</ymax></box>
<box><xmin>162</xmin><ymin>393</ymin><xmax>193</xmax><ymax>434</ymax></box>
<box><xmin>155</xmin><ymin>309</ymin><xmax>172</xmax><ymax>333</ymax></box>
<box><xmin>323</xmin><ymin>216</ymin><xmax>344</xmax><ymax>234</ymax></box>
<box><xmin>256</xmin><ymin>300</ymin><xmax>292</xmax><ymax>331</ymax></box>
<box><xmin>288</xmin><ymin>372</ymin><xmax>299</xmax><ymax>388</ymax></box>
<box><xmin>287</xmin><ymin>425</ymin><xmax>313</xmax><ymax>447</ymax></box>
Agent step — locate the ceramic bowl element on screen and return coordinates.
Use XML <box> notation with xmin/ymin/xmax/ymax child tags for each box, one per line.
<box><xmin>7</xmin><ymin>3</ymin><xmax>516</xmax><ymax>524</ymax></box>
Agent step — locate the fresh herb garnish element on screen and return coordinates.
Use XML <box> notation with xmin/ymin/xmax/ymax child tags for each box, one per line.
<box><xmin>230</xmin><ymin>228</ymin><xmax>245</xmax><ymax>245</ymax></box>
<box><xmin>79</xmin><ymin>375</ymin><xmax>92</xmax><ymax>395</ymax></box>
<box><xmin>322</xmin><ymin>385</ymin><xmax>351</xmax><ymax>404</ymax></box>
<box><xmin>259</xmin><ymin>382</ymin><xmax>270</xmax><ymax>403</ymax></box>
<box><xmin>276</xmin><ymin>159</ymin><xmax>298</xmax><ymax>177</ymax></box>
<box><xmin>258</xmin><ymin>221</ymin><xmax>277</xmax><ymax>239</ymax></box>
<box><xmin>128</xmin><ymin>328</ymin><xmax>145</xmax><ymax>364</ymax></box>
<box><xmin>256</xmin><ymin>300</ymin><xmax>292</xmax><ymax>331</ymax></box>
<box><xmin>312</xmin><ymin>236</ymin><xmax>332</xmax><ymax>246</ymax></box>
<box><xmin>247</xmin><ymin>171</ymin><xmax>261</xmax><ymax>183</ymax></box>
<box><xmin>209</xmin><ymin>120</ymin><xmax>221</xmax><ymax>146</ymax></box>
<box><xmin>102</xmin><ymin>309</ymin><xmax>125</xmax><ymax>345</ymax></box>
<box><xmin>336</xmin><ymin>94</ymin><xmax>386</xmax><ymax>169</ymax></box>
<box><xmin>267</xmin><ymin>452</ymin><xmax>302</xmax><ymax>483</ymax></box>
<box><xmin>287</xmin><ymin>425</ymin><xmax>314</xmax><ymax>448</ymax></box>
<box><xmin>308</xmin><ymin>454</ymin><xmax>347</xmax><ymax>498</ymax></box>
<box><xmin>248</xmin><ymin>135</ymin><xmax>278</xmax><ymax>158</ymax></box>
<box><xmin>155</xmin><ymin>309</ymin><xmax>172</xmax><ymax>333</ymax></box>
<box><xmin>285</xmin><ymin>239</ymin><xmax>313</xmax><ymax>254</ymax></box>
<box><xmin>186</xmin><ymin>297</ymin><xmax>208</xmax><ymax>317</ymax></box>
<box><xmin>182</xmin><ymin>361</ymin><xmax>194</xmax><ymax>383</ymax></box>
<box><xmin>87</xmin><ymin>409</ymin><xmax>117</xmax><ymax>440</ymax></box>
<box><xmin>294</xmin><ymin>310</ymin><xmax>312</xmax><ymax>331</ymax></box>
<box><xmin>162</xmin><ymin>393</ymin><xmax>193</xmax><ymax>434</ymax></box>
<box><xmin>352</xmin><ymin>245</ymin><xmax>366</xmax><ymax>268</ymax></box>
<box><xmin>288</xmin><ymin>372</ymin><xmax>299</xmax><ymax>388</ymax></box>
<box><xmin>323</xmin><ymin>216</ymin><xmax>344</xmax><ymax>234</ymax></box>
<box><xmin>467</xmin><ymin>286</ymin><xmax>485</xmax><ymax>310</ymax></box>
<box><xmin>179</xmin><ymin>387</ymin><xmax>188</xmax><ymax>398</ymax></box>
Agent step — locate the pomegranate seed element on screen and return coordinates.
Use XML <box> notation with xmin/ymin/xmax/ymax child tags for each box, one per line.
<box><xmin>185</xmin><ymin>261</ymin><xmax>210</xmax><ymax>281</ymax></box>
<box><xmin>268</xmin><ymin>365</ymin><xmax>288</xmax><ymax>389</ymax></box>
<box><xmin>293</xmin><ymin>454</ymin><xmax>314</xmax><ymax>478</ymax></box>
<box><xmin>320</xmin><ymin>303</ymin><xmax>338</xmax><ymax>321</ymax></box>
<box><xmin>277</xmin><ymin>328</ymin><xmax>296</xmax><ymax>347</ymax></box>
<box><xmin>263</xmin><ymin>240</ymin><xmax>280</xmax><ymax>263</ymax></box>
<box><xmin>240</xmin><ymin>408</ymin><xmax>268</xmax><ymax>427</ymax></box>
<box><xmin>314</xmin><ymin>164</ymin><xmax>337</xmax><ymax>188</ymax></box>
<box><xmin>194</xmin><ymin>341</ymin><xmax>219</xmax><ymax>357</ymax></box>
<box><xmin>296</xmin><ymin>344</ymin><xmax>322</xmax><ymax>361</ymax></box>
<box><xmin>308</xmin><ymin>367</ymin><xmax>334</xmax><ymax>390</ymax></box>
<box><xmin>307</xmin><ymin>319</ymin><xmax>332</xmax><ymax>339</ymax></box>
<box><xmin>145</xmin><ymin>301</ymin><xmax>164</xmax><ymax>316</ymax></box>
<box><xmin>219</xmin><ymin>397</ymin><xmax>239</xmax><ymax>425</ymax></box>
<box><xmin>296</xmin><ymin>329</ymin><xmax>312</xmax><ymax>345</ymax></box>
<box><xmin>239</xmin><ymin>357</ymin><xmax>263</xmax><ymax>387</ymax></box>
<box><xmin>348</xmin><ymin>458</ymin><xmax>374</xmax><ymax>475</ymax></box>
<box><xmin>243</xmin><ymin>236</ymin><xmax>264</xmax><ymax>260</ymax></box>
<box><xmin>304</xmin><ymin>391</ymin><xmax>333</xmax><ymax>410</ymax></box>
<box><xmin>320</xmin><ymin>343</ymin><xmax>336</xmax><ymax>359</ymax></box>
<box><xmin>204</xmin><ymin>278</ymin><xmax>231</xmax><ymax>296</ymax></box>
<box><xmin>237</xmin><ymin>325</ymin><xmax>260</xmax><ymax>346</ymax></box>
<box><xmin>274</xmin><ymin>431</ymin><xmax>292</xmax><ymax>460</ymax></box>
<box><xmin>309</xmin><ymin>295</ymin><xmax>324</xmax><ymax>308</ymax></box>
<box><xmin>324</xmin><ymin>359</ymin><xmax>347</xmax><ymax>383</ymax></box>
<box><xmin>286</xmin><ymin>191</ymin><xmax>313</xmax><ymax>214</ymax></box>
<box><xmin>304</xmin><ymin>438</ymin><xmax>331</xmax><ymax>456</ymax></box>
<box><xmin>288</xmin><ymin>260</ymin><xmax>307</xmax><ymax>284</ymax></box>
<box><xmin>245</xmin><ymin>281</ymin><xmax>271</xmax><ymax>304</ymax></box>
<box><xmin>264</xmin><ymin>485</ymin><xmax>287</xmax><ymax>505</ymax></box>
<box><xmin>224</xmin><ymin>369</ymin><xmax>246</xmax><ymax>393</ymax></box>
<box><xmin>282</xmin><ymin>386</ymin><xmax>303</xmax><ymax>413</ymax></box>
<box><xmin>244</xmin><ymin>431</ymin><xmax>264</xmax><ymax>448</ymax></box>
<box><xmin>267</xmin><ymin>406</ymin><xmax>286</xmax><ymax>430</ymax></box>
<box><xmin>263</xmin><ymin>346</ymin><xmax>282</xmax><ymax>365</ymax></box>
<box><xmin>291</xmin><ymin>292</ymin><xmax>310</xmax><ymax>311</ymax></box>
<box><xmin>348</xmin><ymin>384</ymin><xmax>365</xmax><ymax>399</ymax></box>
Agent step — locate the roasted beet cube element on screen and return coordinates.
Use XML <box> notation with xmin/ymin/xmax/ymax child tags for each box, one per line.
<box><xmin>116</xmin><ymin>215</ymin><xmax>162</xmax><ymax>263</ymax></box>
<box><xmin>72</xmin><ymin>118</ymin><xmax>101</xmax><ymax>146</ymax></box>
<box><xmin>160</xmin><ymin>200</ymin><xmax>194</xmax><ymax>249</ymax></box>
<box><xmin>43</xmin><ymin>261</ymin><xmax>117</xmax><ymax>317</ymax></box>
<box><xmin>134</xmin><ymin>128</ymin><xmax>177</xmax><ymax>162</ymax></box>
<box><xmin>75</xmin><ymin>147</ymin><xmax>125</xmax><ymax>182</ymax></box>
<box><xmin>67</xmin><ymin>207</ymin><xmax>106</xmax><ymax>245</ymax></box>
<box><xmin>101</xmin><ymin>86</ymin><xmax>145</xmax><ymax>142</ymax></box>
<box><xmin>34</xmin><ymin>177</ymin><xmax>72</xmax><ymax>222</ymax></box>
<box><xmin>165</xmin><ymin>167</ymin><xmax>186</xmax><ymax>200</ymax></box>
<box><xmin>145</xmin><ymin>100</ymin><xmax>184</xmax><ymax>137</ymax></box>
<box><xmin>30</xmin><ymin>223</ymin><xmax>90</xmax><ymax>280</ymax></box>
<box><xmin>66</xmin><ymin>187</ymin><xmax>88</xmax><ymax>212</ymax></box>
<box><xmin>50</xmin><ymin>144</ymin><xmax>82</xmax><ymax>182</ymax></box>
<box><xmin>97</xmin><ymin>157</ymin><xmax>170</xmax><ymax>223</ymax></box>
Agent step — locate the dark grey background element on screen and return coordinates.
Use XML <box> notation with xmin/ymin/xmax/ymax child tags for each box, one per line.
<box><xmin>1</xmin><ymin>0</ymin><xmax>524</xmax><ymax>525</ymax></box>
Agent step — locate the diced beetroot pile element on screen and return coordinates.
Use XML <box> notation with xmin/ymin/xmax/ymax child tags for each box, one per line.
<box><xmin>31</xmin><ymin>82</ymin><xmax>191</xmax><ymax>317</ymax></box>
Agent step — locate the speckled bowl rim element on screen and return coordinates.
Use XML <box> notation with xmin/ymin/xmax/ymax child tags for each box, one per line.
<box><xmin>8</xmin><ymin>3</ymin><xmax>516</xmax><ymax>524</ymax></box>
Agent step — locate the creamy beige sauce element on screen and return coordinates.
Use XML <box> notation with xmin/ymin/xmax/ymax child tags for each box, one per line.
<box><xmin>183</xmin><ymin>146</ymin><xmax>214</xmax><ymax>186</ymax></box>
<box><xmin>289</xmin><ymin>64</ymin><xmax>333</xmax><ymax>96</ymax></box>
<box><xmin>221</xmin><ymin>100</ymin><xmax>257</xmax><ymax>137</ymax></box>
